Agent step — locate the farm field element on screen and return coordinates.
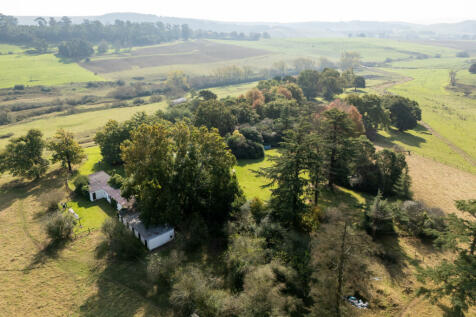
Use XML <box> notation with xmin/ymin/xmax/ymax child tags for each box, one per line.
<box><xmin>0</xmin><ymin>101</ymin><xmax>167</xmax><ymax>148</ymax></box>
<box><xmin>81</xmin><ymin>39</ymin><xmax>271</xmax><ymax>80</ymax></box>
<box><xmin>0</xmin><ymin>45</ymin><xmax>103</xmax><ymax>89</ymax></box>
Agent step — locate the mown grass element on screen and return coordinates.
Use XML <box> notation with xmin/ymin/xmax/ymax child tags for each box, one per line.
<box><xmin>0</xmin><ymin>45</ymin><xmax>103</xmax><ymax>89</ymax></box>
<box><xmin>210</xmin><ymin>81</ymin><xmax>259</xmax><ymax>98</ymax></box>
<box><xmin>67</xmin><ymin>198</ymin><xmax>114</xmax><ymax>233</ymax></box>
<box><xmin>0</xmin><ymin>101</ymin><xmax>167</xmax><ymax>149</ymax></box>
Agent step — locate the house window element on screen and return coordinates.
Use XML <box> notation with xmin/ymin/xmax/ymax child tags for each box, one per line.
<box><xmin>92</xmin><ymin>192</ymin><xmax>96</xmax><ymax>200</ymax></box>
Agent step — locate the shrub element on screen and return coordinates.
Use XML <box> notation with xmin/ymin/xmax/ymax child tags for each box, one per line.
<box><xmin>170</xmin><ymin>265</ymin><xmax>212</xmax><ymax>316</ymax></box>
<box><xmin>227</xmin><ymin>131</ymin><xmax>264</xmax><ymax>159</ymax></box>
<box><xmin>149</xmin><ymin>95</ymin><xmax>163</xmax><ymax>103</ymax></box>
<box><xmin>73</xmin><ymin>175</ymin><xmax>89</xmax><ymax>198</ymax></box>
<box><xmin>133</xmin><ymin>98</ymin><xmax>145</xmax><ymax>105</ymax></box>
<box><xmin>101</xmin><ymin>218</ymin><xmax>146</xmax><ymax>260</ymax></box>
<box><xmin>147</xmin><ymin>250</ymin><xmax>185</xmax><ymax>286</ymax></box>
<box><xmin>394</xmin><ymin>200</ymin><xmax>446</xmax><ymax>239</ymax></box>
<box><xmin>13</xmin><ymin>84</ymin><xmax>25</xmax><ymax>90</ymax></box>
<box><xmin>108</xmin><ymin>173</ymin><xmax>123</xmax><ymax>189</ymax></box>
<box><xmin>249</xmin><ymin>197</ymin><xmax>267</xmax><ymax>223</ymax></box>
<box><xmin>456</xmin><ymin>51</ymin><xmax>469</xmax><ymax>58</ymax></box>
<box><xmin>469</xmin><ymin>63</ymin><xmax>476</xmax><ymax>74</ymax></box>
<box><xmin>46</xmin><ymin>212</ymin><xmax>75</xmax><ymax>242</ymax></box>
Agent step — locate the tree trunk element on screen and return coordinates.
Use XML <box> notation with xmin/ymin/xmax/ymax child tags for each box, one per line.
<box><xmin>336</xmin><ymin>221</ymin><xmax>348</xmax><ymax>317</ymax></box>
<box><xmin>67</xmin><ymin>160</ymin><xmax>72</xmax><ymax>172</ymax></box>
<box><xmin>470</xmin><ymin>232</ymin><xmax>476</xmax><ymax>255</ymax></box>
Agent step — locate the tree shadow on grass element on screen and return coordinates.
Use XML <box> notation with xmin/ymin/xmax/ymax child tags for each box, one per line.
<box><xmin>24</xmin><ymin>239</ymin><xmax>69</xmax><ymax>272</ymax></box>
<box><xmin>436</xmin><ymin>303</ymin><xmax>466</xmax><ymax>317</ymax></box>
<box><xmin>374</xmin><ymin>126</ymin><xmax>427</xmax><ymax>149</ymax></box>
<box><xmin>373</xmin><ymin>235</ymin><xmax>411</xmax><ymax>283</ymax></box>
<box><xmin>79</xmin><ymin>244</ymin><xmax>169</xmax><ymax>317</ymax></box>
<box><xmin>236</xmin><ymin>155</ymin><xmax>266</xmax><ymax>167</ymax></box>
<box><xmin>0</xmin><ymin>169</ymin><xmax>64</xmax><ymax>214</ymax></box>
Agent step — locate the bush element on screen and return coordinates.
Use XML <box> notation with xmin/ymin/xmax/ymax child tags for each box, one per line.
<box><xmin>101</xmin><ymin>218</ymin><xmax>146</xmax><ymax>260</ymax></box>
<box><xmin>108</xmin><ymin>173</ymin><xmax>123</xmax><ymax>189</ymax></box>
<box><xmin>394</xmin><ymin>200</ymin><xmax>446</xmax><ymax>239</ymax></box>
<box><xmin>46</xmin><ymin>212</ymin><xmax>75</xmax><ymax>242</ymax></box>
<box><xmin>13</xmin><ymin>84</ymin><xmax>25</xmax><ymax>90</ymax></box>
<box><xmin>147</xmin><ymin>250</ymin><xmax>185</xmax><ymax>286</ymax></box>
<box><xmin>133</xmin><ymin>98</ymin><xmax>145</xmax><ymax>105</ymax></box>
<box><xmin>469</xmin><ymin>63</ymin><xmax>476</xmax><ymax>74</ymax></box>
<box><xmin>170</xmin><ymin>265</ymin><xmax>222</xmax><ymax>316</ymax></box>
<box><xmin>456</xmin><ymin>51</ymin><xmax>469</xmax><ymax>58</ymax></box>
<box><xmin>149</xmin><ymin>95</ymin><xmax>163</xmax><ymax>103</ymax></box>
<box><xmin>73</xmin><ymin>175</ymin><xmax>89</xmax><ymax>198</ymax></box>
<box><xmin>227</xmin><ymin>131</ymin><xmax>264</xmax><ymax>159</ymax></box>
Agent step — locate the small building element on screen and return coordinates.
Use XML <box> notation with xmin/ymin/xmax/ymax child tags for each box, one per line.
<box><xmin>170</xmin><ymin>97</ymin><xmax>187</xmax><ymax>106</ymax></box>
<box><xmin>88</xmin><ymin>171</ymin><xmax>134</xmax><ymax>211</ymax></box>
<box><xmin>119</xmin><ymin>212</ymin><xmax>174</xmax><ymax>250</ymax></box>
<box><xmin>88</xmin><ymin>171</ymin><xmax>174</xmax><ymax>250</ymax></box>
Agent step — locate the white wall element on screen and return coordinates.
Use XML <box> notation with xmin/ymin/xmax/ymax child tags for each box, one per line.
<box><xmin>147</xmin><ymin>229</ymin><xmax>175</xmax><ymax>250</ymax></box>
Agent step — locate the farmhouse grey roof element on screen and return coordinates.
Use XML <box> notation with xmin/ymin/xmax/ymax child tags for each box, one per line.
<box><xmin>88</xmin><ymin>171</ymin><xmax>134</xmax><ymax>209</ymax></box>
<box><xmin>121</xmin><ymin>212</ymin><xmax>173</xmax><ymax>240</ymax></box>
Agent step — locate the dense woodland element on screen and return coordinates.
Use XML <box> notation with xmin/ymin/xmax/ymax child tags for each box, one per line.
<box><xmin>1</xmin><ymin>68</ymin><xmax>473</xmax><ymax>316</ymax></box>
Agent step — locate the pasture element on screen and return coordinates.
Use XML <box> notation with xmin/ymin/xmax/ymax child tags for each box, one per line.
<box><xmin>0</xmin><ymin>45</ymin><xmax>102</xmax><ymax>89</ymax></box>
<box><xmin>384</xmin><ymin>62</ymin><xmax>476</xmax><ymax>171</ymax></box>
<box><xmin>0</xmin><ymin>101</ymin><xmax>167</xmax><ymax>149</ymax></box>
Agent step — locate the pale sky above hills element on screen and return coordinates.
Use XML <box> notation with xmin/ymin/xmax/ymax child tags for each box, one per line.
<box><xmin>3</xmin><ymin>0</ymin><xmax>475</xmax><ymax>24</ymax></box>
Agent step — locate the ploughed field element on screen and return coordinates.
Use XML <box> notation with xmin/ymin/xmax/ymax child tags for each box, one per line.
<box><xmin>80</xmin><ymin>40</ymin><xmax>270</xmax><ymax>74</ymax></box>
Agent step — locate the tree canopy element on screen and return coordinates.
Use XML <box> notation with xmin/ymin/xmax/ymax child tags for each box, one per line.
<box><xmin>0</xmin><ymin>129</ymin><xmax>49</xmax><ymax>180</ymax></box>
<box><xmin>48</xmin><ymin>129</ymin><xmax>85</xmax><ymax>172</ymax></box>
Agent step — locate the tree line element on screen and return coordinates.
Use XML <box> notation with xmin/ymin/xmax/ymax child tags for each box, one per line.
<box><xmin>0</xmin><ymin>13</ymin><xmax>269</xmax><ymax>57</ymax></box>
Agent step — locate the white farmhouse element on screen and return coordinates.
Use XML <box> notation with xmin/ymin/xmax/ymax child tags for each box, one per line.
<box><xmin>88</xmin><ymin>171</ymin><xmax>133</xmax><ymax>211</ymax></box>
<box><xmin>88</xmin><ymin>171</ymin><xmax>174</xmax><ymax>250</ymax></box>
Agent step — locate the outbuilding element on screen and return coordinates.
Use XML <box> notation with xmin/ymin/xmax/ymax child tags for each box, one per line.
<box><xmin>119</xmin><ymin>212</ymin><xmax>174</xmax><ymax>250</ymax></box>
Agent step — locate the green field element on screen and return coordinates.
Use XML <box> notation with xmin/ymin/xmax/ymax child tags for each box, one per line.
<box><xmin>213</xmin><ymin>38</ymin><xmax>458</xmax><ymax>62</ymax></box>
<box><xmin>0</xmin><ymin>45</ymin><xmax>103</xmax><ymax>89</ymax></box>
<box><xmin>0</xmin><ymin>101</ymin><xmax>167</xmax><ymax>148</ymax></box>
<box><xmin>382</xmin><ymin>62</ymin><xmax>476</xmax><ymax>172</ymax></box>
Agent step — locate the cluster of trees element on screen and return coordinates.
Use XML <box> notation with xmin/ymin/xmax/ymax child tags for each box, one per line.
<box><xmin>345</xmin><ymin>93</ymin><xmax>421</xmax><ymax>135</ymax></box>
<box><xmin>0</xmin><ymin>14</ymin><xmax>268</xmax><ymax>52</ymax></box>
<box><xmin>0</xmin><ymin>128</ymin><xmax>85</xmax><ymax>179</ymax></box>
<box><xmin>297</xmin><ymin>68</ymin><xmax>365</xmax><ymax>101</ymax></box>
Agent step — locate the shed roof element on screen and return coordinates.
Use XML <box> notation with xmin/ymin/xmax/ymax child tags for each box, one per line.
<box><xmin>88</xmin><ymin>171</ymin><xmax>134</xmax><ymax>209</ymax></box>
<box><xmin>121</xmin><ymin>212</ymin><xmax>173</xmax><ymax>240</ymax></box>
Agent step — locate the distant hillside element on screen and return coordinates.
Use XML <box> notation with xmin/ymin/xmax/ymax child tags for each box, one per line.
<box><xmin>15</xmin><ymin>13</ymin><xmax>476</xmax><ymax>39</ymax></box>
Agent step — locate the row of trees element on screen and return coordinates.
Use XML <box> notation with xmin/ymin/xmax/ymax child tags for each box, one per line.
<box><xmin>0</xmin><ymin>14</ymin><xmax>268</xmax><ymax>49</ymax></box>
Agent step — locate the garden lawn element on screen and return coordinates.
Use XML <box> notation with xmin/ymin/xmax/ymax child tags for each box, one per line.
<box><xmin>67</xmin><ymin>198</ymin><xmax>115</xmax><ymax>233</ymax></box>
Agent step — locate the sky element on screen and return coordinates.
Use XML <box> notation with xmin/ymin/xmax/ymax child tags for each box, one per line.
<box><xmin>2</xmin><ymin>0</ymin><xmax>475</xmax><ymax>24</ymax></box>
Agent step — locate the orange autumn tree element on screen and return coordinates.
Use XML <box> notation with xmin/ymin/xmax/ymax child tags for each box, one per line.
<box><xmin>325</xmin><ymin>99</ymin><xmax>365</xmax><ymax>135</ymax></box>
<box><xmin>245</xmin><ymin>88</ymin><xmax>265</xmax><ymax>108</ymax></box>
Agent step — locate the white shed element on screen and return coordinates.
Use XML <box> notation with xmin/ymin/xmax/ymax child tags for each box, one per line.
<box><xmin>120</xmin><ymin>212</ymin><xmax>174</xmax><ymax>250</ymax></box>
